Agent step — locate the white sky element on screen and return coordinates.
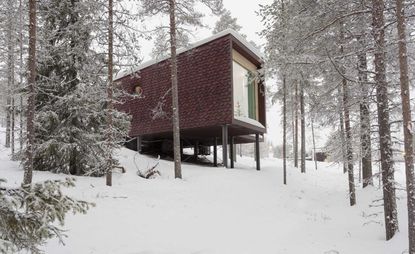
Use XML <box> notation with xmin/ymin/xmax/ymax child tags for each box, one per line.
<box><xmin>138</xmin><ymin>0</ymin><xmax>272</xmax><ymax>60</ymax></box>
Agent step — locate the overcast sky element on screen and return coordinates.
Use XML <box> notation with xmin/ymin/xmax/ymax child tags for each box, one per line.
<box><xmin>138</xmin><ymin>0</ymin><xmax>272</xmax><ymax>60</ymax></box>
<box><xmin>222</xmin><ymin>0</ymin><xmax>271</xmax><ymax>43</ymax></box>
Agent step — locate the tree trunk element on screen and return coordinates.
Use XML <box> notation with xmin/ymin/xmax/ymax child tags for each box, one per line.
<box><xmin>343</xmin><ymin>74</ymin><xmax>356</xmax><ymax>206</ymax></box>
<box><xmin>106</xmin><ymin>0</ymin><xmax>114</xmax><ymax>187</ymax></box>
<box><xmin>311</xmin><ymin>117</ymin><xmax>317</xmax><ymax>170</ymax></box>
<box><xmin>358</xmin><ymin>51</ymin><xmax>373</xmax><ymax>187</ymax></box>
<box><xmin>8</xmin><ymin>0</ymin><xmax>16</xmax><ymax>156</ymax></box>
<box><xmin>359</xmin><ymin>151</ymin><xmax>362</xmax><ymax>184</ymax></box>
<box><xmin>282</xmin><ymin>0</ymin><xmax>287</xmax><ymax>184</ymax></box>
<box><xmin>291</xmin><ymin>85</ymin><xmax>295</xmax><ymax>165</ymax></box>
<box><xmin>19</xmin><ymin>0</ymin><xmax>24</xmax><ymax>154</ymax></box>
<box><xmin>11</xmin><ymin>98</ymin><xmax>15</xmax><ymax>156</ymax></box>
<box><xmin>10</xmin><ymin>1</ymin><xmax>15</xmax><ymax>156</ymax></box>
<box><xmin>23</xmin><ymin>0</ymin><xmax>36</xmax><ymax>185</ymax></box>
<box><xmin>283</xmin><ymin>76</ymin><xmax>287</xmax><ymax>184</ymax></box>
<box><xmin>5</xmin><ymin>0</ymin><xmax>14</xmax><ymax>149</ymax></box>
<box><xmin>338</xmin><ymin>85</ymin><xmax>347</xmax><ymax>174</ymax></box>
<box><xmin>395</xmin><ymin>0</ymin><xmax>415</xmax><ymax>251</ymax></box>
<box><xmin>340</xmin><ymin>22</ymin><xmax>356</xmax><ymax>206</ymax></box>
<box><xmin>294</xmin><ymin>82</ymin><xmax>299</xmax><ymax>168</ymax></box>
<box><xmin>372</xmin><ymin>0</ymin><xmax>398</xmax><ymax>240</ymax></box>
<box><xmin>169</xmin><ymin>0</ymin><xmax>182</xmax><ymax>178</ymax></box>
<box><xmin>300</xmin><ymin>79</ymin><xmax>305</xmax><ymax>174</ymax></box>
<box><xmin>357</xmin><ymin>0</ymin><xmax>373</xmax><ymax>188</ymax></box>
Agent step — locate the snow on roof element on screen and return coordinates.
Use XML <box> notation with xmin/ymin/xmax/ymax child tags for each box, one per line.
<box><xmin>234</xmin><ymin>116</ymin><xmax>266</xmax><ymax>129</ymax></box>
<box><xmin>115</xmin><ymin>29</ymin><xmax>263</xmax><ymax>81</ymax></box>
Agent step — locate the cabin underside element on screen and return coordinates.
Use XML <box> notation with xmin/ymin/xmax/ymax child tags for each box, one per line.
<box><xmin>124</xmin><ymin>122</ymin><xmax>264</xmax><ymax>170</ymax></box>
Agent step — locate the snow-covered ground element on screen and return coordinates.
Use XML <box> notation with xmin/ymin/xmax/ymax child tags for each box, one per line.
<box><xmin>0</xmin><ymin>146</ymin><xmax>409</xmax><ymax>254</ymax></box>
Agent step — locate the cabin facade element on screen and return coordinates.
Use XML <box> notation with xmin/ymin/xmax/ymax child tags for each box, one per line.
<box><xmin>116</xmin><ymin>29</ymin><xmax>266</xmax><ymax>169</ymax></box>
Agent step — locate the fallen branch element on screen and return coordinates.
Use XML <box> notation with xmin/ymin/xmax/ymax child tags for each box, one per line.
<box><xmin>135</xmin><ymin>155</ymin><xmax>161</xmax><ymax>179</ymax></box>
<box><xmin>114</xmin><ymin>166</ymin><xmax>126</xmax><ymax>173</ymax></box>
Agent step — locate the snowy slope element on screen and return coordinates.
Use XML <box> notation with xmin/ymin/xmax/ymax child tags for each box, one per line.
<box><xmin>0</xmin><ymin>147</ymin><xmax>409</xmax><ymax>254</ymax></box>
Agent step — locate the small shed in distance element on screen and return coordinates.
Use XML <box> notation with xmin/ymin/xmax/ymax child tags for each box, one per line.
<box><xmin>116</xmin><ymin>29</ymin><xmax>266</xmax><ymax>170</ymax></box>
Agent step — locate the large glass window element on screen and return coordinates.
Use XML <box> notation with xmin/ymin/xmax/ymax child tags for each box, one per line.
<box><xmin>233</xmin><ymin>61</ymin><xmax>257</xmax><ymax>120</ymax></box>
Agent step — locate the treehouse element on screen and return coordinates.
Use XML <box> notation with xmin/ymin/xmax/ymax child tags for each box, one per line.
<box><xmin>115</xmin><ymin>29</ymin><xmax>266</xmax><ymax>170</ymax></box>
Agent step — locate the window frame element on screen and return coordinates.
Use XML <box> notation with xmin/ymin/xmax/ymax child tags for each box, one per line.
<box><xmin>232</xmin><ymin>50</ymin><xmax>259</xmax><ymax>121</ymax></box>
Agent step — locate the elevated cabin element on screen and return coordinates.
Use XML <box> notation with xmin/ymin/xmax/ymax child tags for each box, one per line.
<box><xmin>116</xmin><ymin>29</ymin><xmax>266</xmax><ymax>169</ymax></box>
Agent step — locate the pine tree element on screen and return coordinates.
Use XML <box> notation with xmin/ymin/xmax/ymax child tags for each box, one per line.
<box><xmin>339</xmin><ymin>19</ymin><xmax>356</xmax><ymax>205</ymax></box>
<box><xmin>371</xmin><ymin>0</ymin><xmax>398</xmax><ymax>240</ymax></box>
<box><xmin>311</xmin><ymin>117</ymin><xmax>317</xmax><ymax>170</ymax></box>
<box><xmin>259</xmin><ymin>0</ymin><xmax>360</xmax><ymax>201</ymax></box>
<box><xmin>139</xmin><ymin>0</ymin><xmax>223</xmax><ymax>179</ymax></box>
<box><xmin>5</xmin><ymin>0</ymin><xmax>13</xmax><ymax>150</ymax></box>
<box><xmin>4</xmin><ymin>0</ymin><xmax>19</xmax><ymax>154</ymax></box>
<box><xmin>169</xmin><ymin>0</ymin><xmax>182</xmax><ymax>178</ymax></box>
<box><xmin>151</xmin><ymin>28</ymin><xmax>190</xmax><ymax>59</ymax></box>
<box><xmin>300</xmin><ymin>77</ymin><xmax>306</xmax><ymax>173</ymax></box>
<box><xmin>356</xmin><ymin>0</ymin><xmax>373</xmax><ymax>188</ymax></box>
<box><xmin>18</xmin><ymin>0</ymin><xmax>26</xmax><ymax>157</ymax></box>
<box><xmin>2</xmin><ymin>7</ymin><xmax>92</xmax><ymax>252</ymax></box>
<box><xmin>294</xmin><ymin>82</ymin><xmax>299</xmax><ymax>168</ymax></box>
<box><xmin>0</xmin><ymin>178</ymin><xmax>91</xmax><ymax>253</ymax></box>
<box><xmin>395</xmin><ymin>0</ymin><xmax>415</xmax><ymax>251</ymax></box>
<box><xmin>281</xmin><ymin>0</ymin><xmax>288</xmax><ymax>183</ymax></box>
<box><xmin>212</xmin><ymin>9</ymin><xmax>242</xmax><ymax>34</ymax></box>
<box><xmin>106</xmin><ymin>0</ymin><xmax>114</xmax><ymax>186</ymax></box>
<box><xmin>23</xmin><ymin>0</ymin><xmax>37</xmax><ymax>185</ymax></box>
<box><xmin>337</xmin><ymin>84</ymin><xmax>347</xmax><ymax>174</ymax></box>
<box><xmin>260</xmin><ymin>0</ymin><xmax>406</xmax><ymax>239</ymax></box>
<box><xmin>282</xmin><ymin>74</ymin><xmax>287</xmax><ymax>183</ymax></box>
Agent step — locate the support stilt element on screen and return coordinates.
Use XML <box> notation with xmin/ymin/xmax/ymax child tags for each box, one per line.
<box><xmin>230</xmin><ymin>136</ymin><xmax>234</xmax><ymax>168</ymax></box>
<box><xmin>213</xmin><ymin>137</ymin><xmax>218</xmax><ymax>167</ymax></box>
<box><xmin>255</xmin><ymin>133</ymin><xmax>260</xmax><ymax>171</ymax></box>
<box><xmin>222</xmin><ymin>125</ymin><xmax>228</xmax><ymax>168</ymax></box>
<box><xmin>137</xmin><ymin>136</ymin><xmax>142</xmax><ymax>153</ymax></box>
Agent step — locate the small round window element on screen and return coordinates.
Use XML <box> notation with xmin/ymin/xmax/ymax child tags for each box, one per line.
<box><xmin>135</xmin><ymin>85</ymin><xmax>143</xmax><ymax>96</ymax></box>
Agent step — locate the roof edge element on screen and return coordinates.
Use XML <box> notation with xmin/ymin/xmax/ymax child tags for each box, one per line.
<box><xmin>115</xmin><ymin>29</ymin><xmax>263</xmax><ymax>81</ymax></box>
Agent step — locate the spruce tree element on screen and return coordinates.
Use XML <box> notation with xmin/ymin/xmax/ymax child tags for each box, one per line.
<box><xmin>151</xmin><ymin>28</ymin><xmax>190</xmax><ymax>60</ymax></box>
<box><xmin>34</xmin><ymin>0</ymin><xmax>130</xmax><ymax>176</ymax></box>
<box><xmin>212</xmin><ymin>9</ymin><xmax>243</xmax><ymax>34</ymax></box>
<box><xmin>0</xmin><ymin>178</ymin><xmax>91</xmax><ymax>253</ymax></box>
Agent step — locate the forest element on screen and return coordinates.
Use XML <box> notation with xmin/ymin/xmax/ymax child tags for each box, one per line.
<box><xmin>0</xmin><ymin>0</ymin><xmax>414</xmax><ymax>253</ymax></box>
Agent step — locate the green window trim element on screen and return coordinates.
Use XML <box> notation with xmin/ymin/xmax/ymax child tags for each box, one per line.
<box><xmin>233</xmin><ymin>61</ymin><xmax>258</xmax><ymax>120</ymax></box>
<box><xmin>247</xmin><ymin>71</ymin><xmax>257</xmax><ymax>120</ymax></box>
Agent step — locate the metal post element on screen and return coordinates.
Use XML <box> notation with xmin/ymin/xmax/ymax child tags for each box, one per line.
<box><xmin>255</xmin><ymin>133</ymin><xmax>260</xmax><ymax>171</ymax></box>
<box><xmin>233</xmin><ymin>144</ymin><xmax>237</xmax><ymax>162</ymax></box>
<box><xmin>222</xmin><ymin>125</ymin><xmax>228</xmax><ymax>168</ymax></box>
<box><xmin>137</xmin><ymin>136</ymin><xmax>142</xmax><ymax>153</ymax></box>
<box><xmin>194</xmin><ymin>140</ymin><xmax>199</xmax><ymax>158</ymax></box>
<box><xmin>230</xmin><ymin>136</ymin><xmax>234</xmax><ymax>168</ymax></box>
<box><xmin>213</xmin><ymin>137</ymin><xmax>218</xmax><ymax>167</ymax></box>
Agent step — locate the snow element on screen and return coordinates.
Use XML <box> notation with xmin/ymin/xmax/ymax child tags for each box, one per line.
<box><xmin>235</xmin><ymin>116</ymin><xmax>266</xmax><ymax>129</ymax></box>
<box><xmin>0</xmin><ymin>147</ymin><xmax>410</xmax><ymax>253</ymax></box>
<box><xmin>115</xmin><ymin>29</ymin><xmax>263</xmax><ymax>81</ymax></box>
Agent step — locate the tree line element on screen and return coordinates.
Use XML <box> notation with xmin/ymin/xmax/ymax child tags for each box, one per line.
<box><xmin>259</xmin><ymin>0</ymin><xmax>414</xmax><ymax>252</ymax></box>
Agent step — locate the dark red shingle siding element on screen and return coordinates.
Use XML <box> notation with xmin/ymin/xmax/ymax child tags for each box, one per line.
<box><xmin>117</xmin><ymin>35</ymin><xmax>233</xmax><ymax>137</ymax></box>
